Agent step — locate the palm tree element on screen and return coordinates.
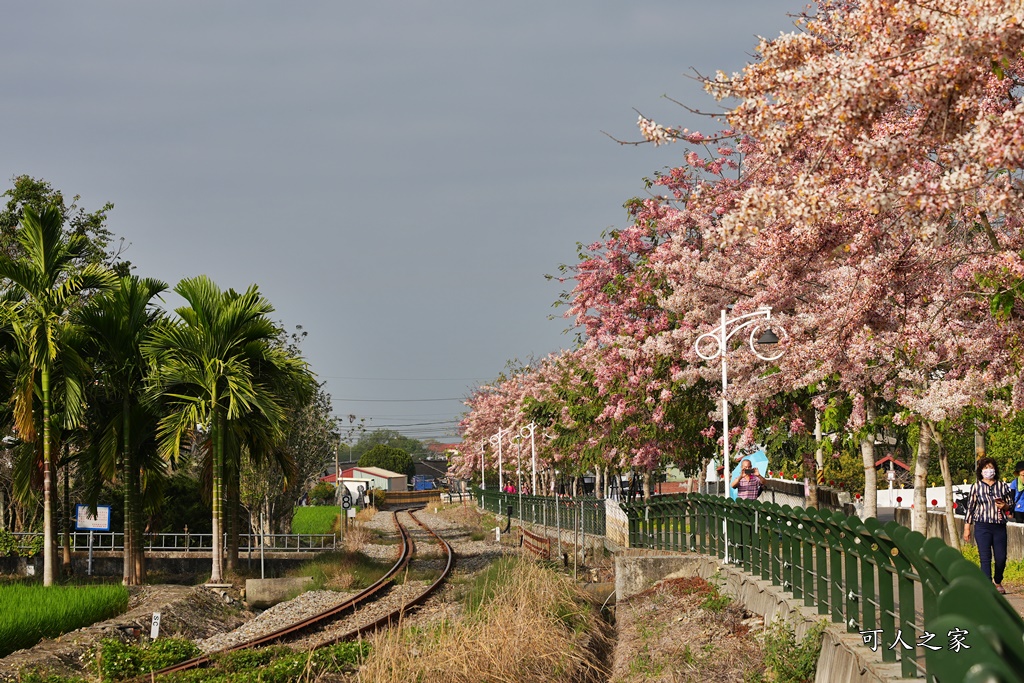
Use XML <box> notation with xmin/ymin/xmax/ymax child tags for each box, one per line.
<box><xmin>223</xmin><ymin>346</ymin><xmax>315</xmax><ymax>573</ymax></box>
<box><xmin>144</xmin><ymin>275</ymin><xmax>300</xmax><ymax>583</ymax></box>
<box><xmin>0</xmin><ymin>205</ymin><xmax>113</xmax><ymax>585</ymax></box>
<box><xmin>78</xmin><ymin>276</ymin><xmax>168</xmax><ymax>585</ymax></box>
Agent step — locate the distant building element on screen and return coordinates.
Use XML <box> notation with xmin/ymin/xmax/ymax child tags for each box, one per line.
<box><xmin>338</xmin><ymin>466</ymin><xmax>407</xmax><ymax>492</ymax></box>
<box><xmin>425</xmin><ymin>442</ymin><xmax>460</xmax><ymax>462</ymax></box>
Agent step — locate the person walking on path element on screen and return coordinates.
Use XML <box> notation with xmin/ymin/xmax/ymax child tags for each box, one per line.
<box><xmin>1008</xmin><ymin>461</ymin><xmax>1024</xmax><ymax>524</ymax></box>
<box><xmin>963</xmin><ymin>456</ymin><xmax>1013</xmax><ymax>594</ymax></box>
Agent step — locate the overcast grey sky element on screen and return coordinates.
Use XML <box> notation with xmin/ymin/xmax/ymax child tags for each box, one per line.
<box><xmin>2</xmin><ymin>1</ymin><xmax>805</xmax><ymax>443</ymax></box>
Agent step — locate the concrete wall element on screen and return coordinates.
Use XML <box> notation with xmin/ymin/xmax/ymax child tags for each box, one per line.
<box><xmin>604</xmin><ymin>498</ymin><xmax>628</xmax><ymax>548</ymax></box>
<box><xmin>0</xmin><ymin>553</ymin><xmax>312</xmax><ymax>578</ymax></box>
<box><xmin>245</xmin><ymin>576</ymin><xmax>314</xmax><ymax>608</ymax></box>
<box><xmin>615</xmin><ymin>553</ymin><xmax>903</xmax><ymax>683</ymax></box>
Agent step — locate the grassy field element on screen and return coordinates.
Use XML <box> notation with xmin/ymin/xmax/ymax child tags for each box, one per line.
<box><xmin>291</xmin><ymin>505</ymin><xmax>340</xmax><ymax>535</ymax></box>
<box><xmin>0</xmin><ymin>582</ymin><xmax>129</xmax><ymax>658</ymax></box>
<box><xmin>292</xmin><ymin>550</ymin><xmax>394</xmax><ymax>591</ymax></box>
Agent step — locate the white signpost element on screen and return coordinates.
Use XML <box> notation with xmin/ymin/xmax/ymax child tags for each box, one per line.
<box><xmin>75</xmin><ymin>505</ymin><xmax>111</xmax><ymax>576</ymax></box>
<box><xmin>151</xmin><ymin>612</ymin><xmax>161</xmax><ymax>640</ymax></box>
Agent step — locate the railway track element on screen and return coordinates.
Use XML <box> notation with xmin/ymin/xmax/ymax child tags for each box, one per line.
<box><xmin>146</xmin><ymin>507</ymin><xmax>454</xmax><ymax>679</ymax></box>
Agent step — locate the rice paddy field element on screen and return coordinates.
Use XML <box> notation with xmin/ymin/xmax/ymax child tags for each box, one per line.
<box><xmin>0</xmin><ymin>583</ymin><xmax>129</xmax><ymax>657</ymax></box>
<box><xmin>291</xmin><ymin>505</ymin><xmax>340</xmax><ymax>535</ymax></box>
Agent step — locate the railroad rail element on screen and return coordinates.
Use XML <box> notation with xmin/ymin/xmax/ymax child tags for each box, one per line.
<box><xmin>143</xmin><ymin>508</ymin><xmax>454</xmax><ymax>679</ymax></box>
<box><xmin>317</xmin><ymin>509</ymin><xmax>455</xmax><ymax>644</ymax></box>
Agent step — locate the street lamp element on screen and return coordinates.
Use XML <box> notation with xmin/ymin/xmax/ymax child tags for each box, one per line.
<box><xmin>694</xmin><ymin>306</ymin><xmax>784</xmax><ymax>497</ymax></box>
<box><xmin>479</xmin><ymin>439</ymin><xmax>486</xmax><ymax>490</ymax></box>
<box><xmin>489</xmin><ymin>428</ymin><xmax>505</xmax><ymax>491</ymax></box>
<box><xmin>519</xmin><ymin>422</ymin><xmax>540</xmax><ymax>495</ymax></box>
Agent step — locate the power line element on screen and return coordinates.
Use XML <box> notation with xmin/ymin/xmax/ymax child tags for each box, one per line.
<box><xmin>330</xmin><ymin>397</ymin><xmax>465</xmax><ymax>403</ymax></box>
<box><xmin>365</xmin><ymin>420</ymin><xmax>459</xmax><ymax>427</ymax></box>
<box><xmin>321</xmin><ymin>375</ymin><xmax>485</xmax><ymax>381</ymax></box>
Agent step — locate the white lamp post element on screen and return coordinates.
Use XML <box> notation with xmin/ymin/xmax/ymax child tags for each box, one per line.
<box><xmin>513</xmin><ymin>435</ymin><xmax>523</xmax><ymax>493</ymax></box>
<box><xmin>490</xmin><ymin>428</ymin><xmax>505</xmax><ymax>491</ymax></box>
<box><xmin>520</xmin><ymin>422</ymin><xmax>539</xmax><ymax>495</ymax></box>
<box><xmin>694</xmin><ymin>307</ymin><xmax>784</xmax><ymax>497</ymax></box>
<box><xmin>480</xmin><ymin>439</ymin><xmax>486</xmax><ymax>490</ymax></box>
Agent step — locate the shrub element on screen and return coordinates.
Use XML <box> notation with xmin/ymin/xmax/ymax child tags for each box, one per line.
<box><xmin>308</xmin><ymin>481</ymin><xmax>337</xmax><ymax>506</ymax></box>
<box><xmin>762</xmin><ymin>619</ymin><xmax>826</xmax><ymax>683</ymax></box>
<box><xmin>95</xmin><ymin>637</ymin><xmax>201</xmax><ymax>681</ymax></box>
<box><xmin>0</xmin><ymin>529</ymin><xmax>43</xmax><ymax>557</ymax></box>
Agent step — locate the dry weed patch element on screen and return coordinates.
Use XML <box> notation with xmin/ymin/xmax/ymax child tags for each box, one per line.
<box><xmin>354</xmin><ymin>506</ymin><xmax>378</xmax><ymax>523</ymax></box>
<box><xmin>357</xmin><ymin>556</ymin><xmax>610</xmax><ymax>683</ymax></box>
<box><xmin>609</xmin><ymin>575</ymin><xmax>765</xmax><ymax>682</ymax></box>
<box><xmin>342</xmin><ymin>521</ymin><xmax>372</xmax><ymax>553</ymax></box>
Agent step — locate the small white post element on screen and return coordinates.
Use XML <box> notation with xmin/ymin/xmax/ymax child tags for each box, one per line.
<box><xmin>87</xmin><ymin>530</ymin><xmax>94</xmax><ymax>576</ymax></box>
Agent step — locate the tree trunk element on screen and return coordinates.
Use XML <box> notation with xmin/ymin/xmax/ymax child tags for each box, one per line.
<box><xmin>934</xmin><ymin>428</ymin><xmax>960</xmax><ymax>549</ymax></box>
<box><xmin>210</xmin><ymin>410</ymin><xmax>224</xmax><ymax>584</ymax></box>
<box><xmin>226</xmin><ymin>472</ymin><xmax>240</xmax><ymax>574</ymax></box>
<box><xmin>121</xmin><ymin>398</ymin><xmax>134</xmax><ymax>585</ymax></box>
<box><xmin>131</xmin><ymin>454</ymin><xmax>146</xmax><ymax>584</ymax></box>
<box><xmin>912</xmin><ymin>421</ymin><xmax>932</xmax><ymax>533</ymax></box>
<box><xmin>807</xmin><ymin>409</ymin><xmax>823</xmax><ymax>509</ymax></box>
<box><xmin>41</xmin><ymin>366</ymin><xmax>54</xmax><ymax>587</ymax></box>
<box><xmin>122</xmin><ymin>455</ymin><xmax>133</xmax><ymax>585</ymax></box>
<box><xmin>859</xmin><ymin>394</ymin><xmax>878</xmax><ymax>519</ymax></box>
<box><xmin>805</xmin><ymin>453</ymin><xmax>819</xmax><ymax>510</ymax></box>
<box><xmin>61</xmin><ymin>455</ymin><xmax>72</xmax><ymax>577</ymax></box>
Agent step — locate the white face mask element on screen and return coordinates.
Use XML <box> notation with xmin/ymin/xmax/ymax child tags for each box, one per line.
<box><xmin>982</xmin><ymin>468</ymin><xmax>996</xmax><ymax>480</ymax></box>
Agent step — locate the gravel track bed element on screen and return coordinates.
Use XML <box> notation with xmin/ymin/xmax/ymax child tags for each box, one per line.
<box><xmin>369</xmin><ymin>507</ymin><xmax>512</xmax><ymax>632</ymax></box>
<box><xmin>291</xmin><ymin>510</ymin><xmax>447</xmax><ymax>650</ymax></box>
<box><xmin>193</xmin><ymin>506</ymin><xmax>512</xmax><ymax>657</ymax></box>
<box><xmin>198</xmin><ymin>588</ymin><xmax>360</xmax><ymax>654</ymax></box>
<box><xmin>195</xmin><ymin>510</ymin><xmax>441</xmax><ymax>654</ymax></box>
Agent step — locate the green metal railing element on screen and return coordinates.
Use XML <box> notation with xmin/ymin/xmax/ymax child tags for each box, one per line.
<box><xmin>621</xmin><ymin>493</ymin><xmax>1024</xmax><ymax>682</ymax></box>
<box><xmin>474</xmin><ymin>488</ymin><xmax>605</xmax><ymax>537</ymax></box>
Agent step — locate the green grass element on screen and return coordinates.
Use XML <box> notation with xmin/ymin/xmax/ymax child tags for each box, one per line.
<box><xmin>170</xmin><ymin>642</ymin><xmax>368</xmax><ymax>682</ymax></box>
<box><xmin>15</xmin><ymin>642</ymin><xmax>369</xmax><ymax>683</ymax></box>
<box><xmin>0</xmin><ymin>582</ymin><xmax>129</xmax><ymax>658</ymax></box>
<box><xmin>464</xmin><ymin>556</ymin><xmax>519</xmax><ymax>614</ymax></box>
<box><xmin>961</xmin><ymin>543</ymin><xmax>1024</xmax><ymax>583</ymax></box>
<box><xmin>93</xmin><ymin>638</ymin><xmax>201</xmax><ymax>681</ymax></box>
<box><xmin>292</xmin><ymin>550</ymin><xmax>393</xmax><ymax>590</ymax></box>
<box><xmin>291</xmin><ymin>506</ymin><xmax>340</xmax><ymax>535</ymax></box>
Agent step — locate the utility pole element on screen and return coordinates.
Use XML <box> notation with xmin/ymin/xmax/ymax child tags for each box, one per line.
<box><xmin>335</xmin><ymin>437</ymin><xmax>341</xmax><ymax>505</ymax></box>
